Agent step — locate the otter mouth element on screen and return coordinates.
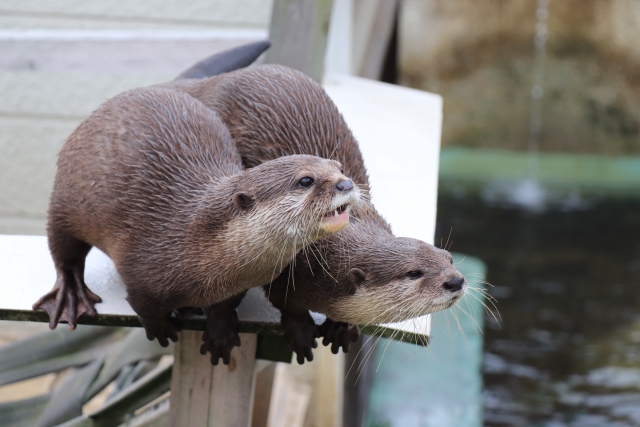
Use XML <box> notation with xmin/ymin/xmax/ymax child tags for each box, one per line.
<box><xmin>320</xmin><ymin>204</ymin><xmax>350</xmax><ymax>233</ymax></box>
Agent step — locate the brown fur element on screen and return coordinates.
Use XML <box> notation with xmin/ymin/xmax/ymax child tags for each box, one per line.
<box><xmin>163</xmin><ymin>65</ymin><xmax>466</xmax><ymax>327</ymax></box>
<box><xmin>37</xmin><ymin>86</ymin><xmax>359</xmax><ymax>344</ymax></box>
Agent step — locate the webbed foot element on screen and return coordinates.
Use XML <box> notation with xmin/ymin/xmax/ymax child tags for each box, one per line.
<box><xmin>320</xmin><ymin>319</ymin><xmax>360</xmax><ymax>354</ymax></box>
<box><xmin>139</xmin><ymin>315</ymin><xmax>182</xmax><ymax>347</ymax></box>
<box><xmin>199</xmin><ymin>309</ymin><xmax>241</xmax><ymax>366</ymax></box>
<box><xmin>33</xmin><ymin>269</ymin><xmax>102</xmax><ymax>330</ymax></box>
<box><xmin>281</xmin><ymin>310</ymin><xmax>320</xmax><ymax>364</ymax></box>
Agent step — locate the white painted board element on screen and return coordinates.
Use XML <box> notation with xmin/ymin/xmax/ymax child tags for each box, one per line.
<box><xmin>324</xmin><ymin>74</ymin><xmax>443</xmax><ymax>338</ymax></box>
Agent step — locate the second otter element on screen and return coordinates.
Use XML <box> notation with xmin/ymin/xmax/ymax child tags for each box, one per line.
<box><xmin>167</xmin><ymin>64</ymin><xmax>467</xmax><ymax>363</ymax></box>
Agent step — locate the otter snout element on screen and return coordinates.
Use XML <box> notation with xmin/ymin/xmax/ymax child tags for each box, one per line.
<box><xmin>334</xmin><ymin>180</ymin><xmax>354</xmax><ymax>192</ymax></box>
<box><xmin>443</xmin><ymin>275</ymin><xmax>466</xmax><ymax>292</ymax></box>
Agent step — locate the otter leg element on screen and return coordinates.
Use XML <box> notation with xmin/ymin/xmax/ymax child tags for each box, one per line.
<box><xmin>280</xmin><ymin>309</ymin><xmax>320</xmax><ymax>364</ymax></box>
<box><xmin>319</xmin><ymin>319</ymin><xmax>360</xmax><ymax>354</ymax></box>
<box><xmin>33</xmin><ymin>235</ymin><xmax>101</xmax><ymax>330</ymax></box>
<box><xmin>199</xmin><ymin>291</ymin><xmax>246</xmax><ymax>366</ymax></box>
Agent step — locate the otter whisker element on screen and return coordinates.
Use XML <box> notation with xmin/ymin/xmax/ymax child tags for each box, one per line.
<box><xmin>466</xmin><ymin>291</ymin><xmax>502</xmax><ymax>325</ymax></box>
<box><xmin>354</xmin><ymin>332</ymin><xmax>385</xmax><ymax>384</ymax></box>
<box><xmin>376</xmin><ymin>328</ymin><xmax>402</xmax><ymax>373</ymax></box>
<box><xmin>345</xmin><ymin>327</ymin><xmax>384</xmax><ymax>382</ymax></box>
<box><xmin>444</xmin><ymin>227</ymin><xmax>453</xmax><ymax>251</ymax></box>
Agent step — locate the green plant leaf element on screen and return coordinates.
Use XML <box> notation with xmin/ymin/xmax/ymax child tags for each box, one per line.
<box><xmin>85</xmin><ymin>329</ymin><xmax>172</xmax><ymax>401</ymax></box>
<box><xmin>0</xmin><ymin>326</ymin><xmax>121</xmax><ymax>374</ymax></box>
<box><xmin>0</xmin><ymin>394</ymin><xmax>51</xmax><ymax>427</ymax></box>
<box><xmin>0</xmin><ymin>341</ymin><xmax>115</xmax><ymax>387</ymax></box>
<box><xmin>57</xmin><ymin>362</ymin><xmax>173</xmax><ymax>427</ymax></box>
<box><xmin>37</xmin><ymin>357</ymin><xmax>105</xmax><ymax>427</ymax></box>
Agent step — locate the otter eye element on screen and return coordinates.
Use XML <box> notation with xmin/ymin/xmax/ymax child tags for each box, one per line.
<box><xmin>340</xmin><ymin>168</ymin><xmax>344</xmax><ymax>174</ymax></box>
<box><xmin>298</xmin><ymin>177</ymin><xmax>314</xmax><ymax>188</ymax></box>
<box><xmin>406</xmin><ymin>270</ymin><xmax>424</xmax><ymax>280</ymax></box>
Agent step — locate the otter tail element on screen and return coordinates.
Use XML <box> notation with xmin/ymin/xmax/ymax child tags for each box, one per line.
<box><xmin>175</xmin><ymin>40</ymin><xmax>271</xmax><ymax>80</ymax></box>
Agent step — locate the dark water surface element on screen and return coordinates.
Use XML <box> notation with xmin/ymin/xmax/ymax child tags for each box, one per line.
<box><xmin>436</xmin><ymin>190</ymin><xmax>640</xmax><ymax>427</ymax></box>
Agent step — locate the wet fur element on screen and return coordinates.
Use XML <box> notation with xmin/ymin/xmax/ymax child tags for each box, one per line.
<box><xmin>163</xmin><ymin>65</ymin><xmax>466</xmax><ymax>326</ymax></box>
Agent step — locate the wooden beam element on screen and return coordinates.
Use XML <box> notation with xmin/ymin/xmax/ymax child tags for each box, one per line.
<box><xmin>314</xmin><ymin>346</ymin><xmax>344</xmax><ymax>427</ymax></box>
<box><xmin>352</xmin><ymin>0</ymin><xmax>398</xmax><ymax>79</ymax></box>
<box><xmin>265</xmin><ymin>0</ymin><xmax>334</xmax><ymax>82</ymax></box>
<box><xmin>169</xmin><ymin>331</ymin><xmax>258</xmax><ymax>427</ymax></box>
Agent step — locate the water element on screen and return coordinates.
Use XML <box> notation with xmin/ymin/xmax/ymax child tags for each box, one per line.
<box><xmin>437</xmin><ymin>189</ymin><xmax>640</xmax><ymax>426</ymax></box>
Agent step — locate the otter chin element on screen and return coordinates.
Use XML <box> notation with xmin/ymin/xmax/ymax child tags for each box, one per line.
<box><xmin>267</xmin><ymin>230</ymin><xmax>467</xmax><ymax>327</ymax></box>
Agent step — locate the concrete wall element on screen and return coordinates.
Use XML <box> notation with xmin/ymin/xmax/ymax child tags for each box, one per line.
<box><xmin>399</xmin><ymin>0</ymin><xmax>640</xmax><ymax>155</ymax></box>
<box><xmin>0</xmin><ymin>1</ymin><xmax>272</xmax><ymax>235</ymax></box>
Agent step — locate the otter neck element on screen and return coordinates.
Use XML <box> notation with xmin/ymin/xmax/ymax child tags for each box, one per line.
<box><xmin>187</xmin><ymin>177</ymin><xmax>312</xmax><ymax>304</ymax></box>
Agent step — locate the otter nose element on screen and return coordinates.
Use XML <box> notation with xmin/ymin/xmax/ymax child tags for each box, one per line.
<box><xmin>443</xmin><ymin>276</ymin><xmax>465</xmax><ymax>292</ymax></box>
<box><xmin>334</xmin><ymin>180</ymin><xmax>354</xmax><ymax>193</ymax></box>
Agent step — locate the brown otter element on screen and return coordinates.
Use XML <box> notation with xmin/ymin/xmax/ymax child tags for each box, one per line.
<box><xmin>166</xmin><ymin>64</ymin><xmax>467</xmax><ymax>363</ymax></box>
<box><xmin>33</xmin><ymin>86</ymin><xmax>360</xmax><ymax>349</ymax></box>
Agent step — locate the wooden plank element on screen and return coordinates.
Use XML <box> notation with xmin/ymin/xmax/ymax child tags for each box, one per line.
<box><xmin>251</xmin><ymin>362</ymin><xmax>276</xmax><ymax>427</ymax></box>
<box><xmin>265</xmin><ymin>0</ymin><xmax>334</xmax><ymax>82</ymax></box>
<box><xmin>266</xmin><ymin>364</ymin><xmax>311</xmax><ymax>427</ymax></box>
<box><xmin>0</xmin><ymin>38</ymin><xmax>264</xmax><ymax>74</ymax></box>
<box><xmin>352</xmin><ymin>0</ymin><xmax>398</xmax><ymax>79</ymax></box>
<box><xmin>0</xmin><ymin>0</ymin><xmax>272</xmax><ymax>29</ymax></box>
<box><xmin>209</xmin><ymin>333</ymin><xmax>257</xmax><ymax>427</ymax></box>
<box><xmin>169</xmin><ymin>331</ymin><xmax>257</xmax><ymax>427</ymax></box>
<box><xmin>314</xmin><ymin>346</ymin><xmax>344</xmax><ymax>427</ymax></box>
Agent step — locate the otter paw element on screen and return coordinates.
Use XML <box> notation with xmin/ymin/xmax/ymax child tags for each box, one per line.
<box><xmin>320</xmin><ymin>319</ymin><xmax>360</xmax><ymax>354</ymax></box>
<box><xmin>33</xmin><ymin>270</ymin><xmax>102</xmax><ymax>330</ymax></box>
<box><xmin>139</xmin><ymin>315</ymin><xmax>182</xmax><ymax>348</ymax></box>
<box><xmin>281</xmin><ymin>311</ymin><xmax>320</xmax><ymax>364</ymax></box>
<box><xmin>199</xmin><ymin>310</ymin><xmax>241</xmax><ymax>365</ymax></box>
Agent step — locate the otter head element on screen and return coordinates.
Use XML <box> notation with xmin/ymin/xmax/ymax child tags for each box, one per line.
<box><xmin>333</xmin><ymin>237</ymin><xmax>467</xmax><ymax>325</ymax></box>
<box><xmin>223</xmin><ymin>154</ymin><xmax>360</xmax><ymax>265</ymax></box>
<box><xmin>271</xmin><ymin>222</ymin><xmax>466</xmax><ymax>326</ymax></box>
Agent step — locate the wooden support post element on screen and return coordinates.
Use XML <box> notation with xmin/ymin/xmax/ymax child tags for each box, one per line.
<box><xmin>169</xmin><ymin>331</ymin><xmax>258</xmax><ymax>427</ymax></box>
<box><xmin>314</xmin><ymin>346</ymin><xmax>344</xmax><ymax>427</ymax></box>
<box><xmin>265</xmin><ymin>0</ymin><xmax>334</xmax><ymax>82</ymax></box>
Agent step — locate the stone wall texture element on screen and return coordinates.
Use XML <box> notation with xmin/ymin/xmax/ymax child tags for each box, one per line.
<box><xmin>400</xmin><ymin>0</ymin><xmax>640</xmax><ymax>154</ymax></box>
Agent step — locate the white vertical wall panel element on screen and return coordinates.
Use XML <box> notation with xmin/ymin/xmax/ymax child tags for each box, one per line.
<box><xmin>323</xmin><ymin>74</ymin><xmax>443</xmax><ymax>245</ymax></box>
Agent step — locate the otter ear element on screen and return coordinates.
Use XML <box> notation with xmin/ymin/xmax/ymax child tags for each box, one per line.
<box><xmin>347</xmin><ymin>268</ymin><xmax>366</xmax><ymax>286</ymax></box>
<box><xmin>233</xmin><ymin>192</ymin><xmax>254</xmax><ymax>210</ymax></box>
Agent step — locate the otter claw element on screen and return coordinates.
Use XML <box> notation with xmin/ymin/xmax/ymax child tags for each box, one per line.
<box><xmin>199</xmin><ymin>310</ymin><xmax>241</xmax><ymax>365</ymax></box>
<box><xmin>140</xmin><ymin>316</ymin><xmax>182</xmax><ymax>347</ymax></box>
<box><xmin>320</xmin><ymin>319</ymin><xmax>360</xmax><ymax>354</ymax></box>
<box><xmin>33</xmin><ymin>270</ymin><xmax>102</xmax><ymax>330</ymax></box>
<box><xmin>281</xmin><ymin>311</ymin><xmax>320</xmax><ymax>364</ymax></box>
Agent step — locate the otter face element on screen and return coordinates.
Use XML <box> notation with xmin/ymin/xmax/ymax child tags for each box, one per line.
<box><xmin>234</xmin><ymin>154</ymin><xmax>360</xmax><ymax>247</ymax></box>
<box><xmin>318</xmin><ymin>237</ymin><xmax>467</xmax><ymax>326</ymax></box>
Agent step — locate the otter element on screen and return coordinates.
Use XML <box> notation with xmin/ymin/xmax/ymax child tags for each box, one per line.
<box><xmin>166</xmin><ymin>63</ymin><xmax>467</xmax><ymax>364</ymax></box>
<box><xmin>33</xmin><ymin>86</ymin><xmax>360</xmax><ymax>351</ymax></box>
